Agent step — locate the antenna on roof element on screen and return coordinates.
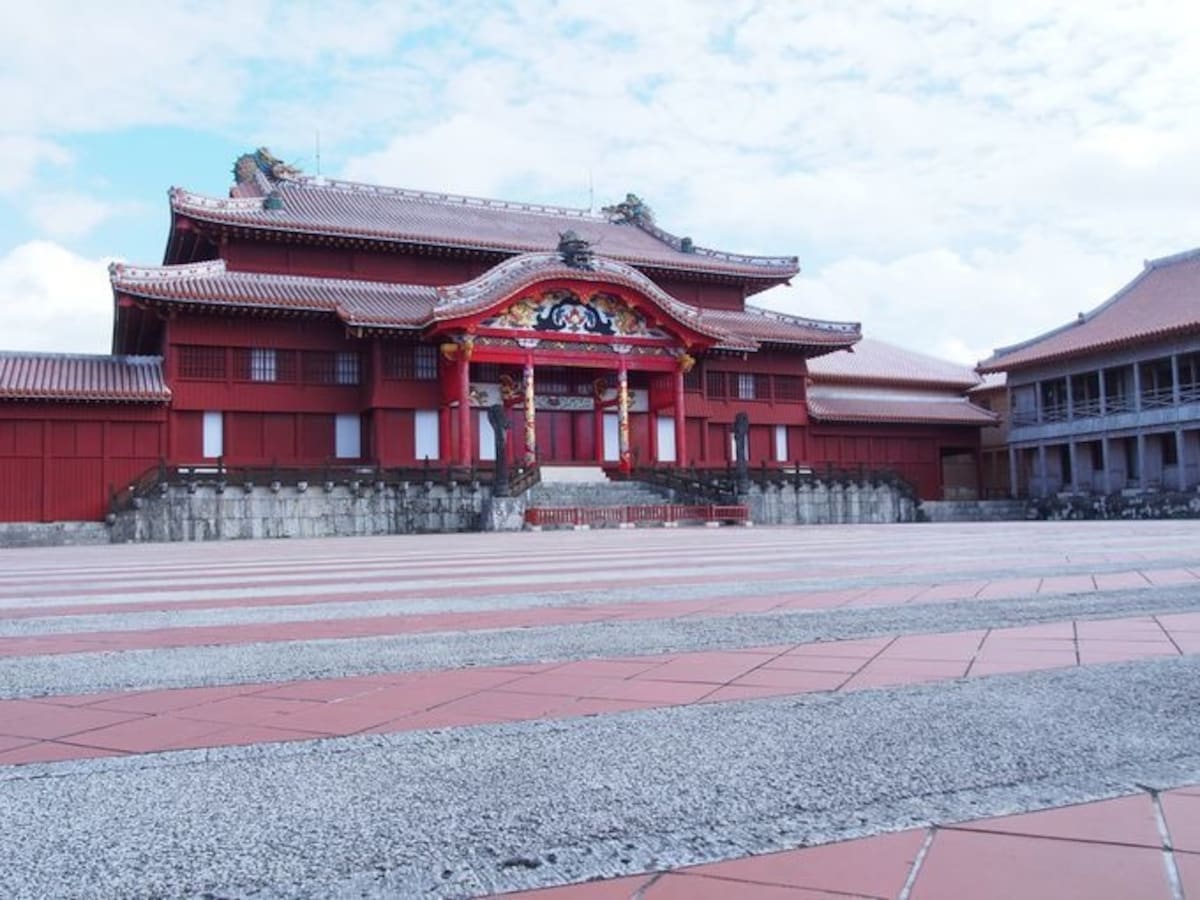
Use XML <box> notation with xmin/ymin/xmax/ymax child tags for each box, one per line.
<box><xmin>311</xmin><ymin>130</ymin><xmax>327</xmax><ymax>186</ymax></box>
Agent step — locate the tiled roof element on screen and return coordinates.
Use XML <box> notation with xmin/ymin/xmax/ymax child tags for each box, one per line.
<box><xmin>434</xmin><ymin>253</ymin><xmax>747</xmax><ymax>345</ymax></box>
<box><xmin>808</xmin><ymin>338</ymin><xmax>982</xmax><ymax>389</ymax></box>
<box><xmin>807</xmin><ymin>391</ymin><xmax>997</xmax><ymax>425</ymax></box>
<box><xmin>110</xmin><ymin>256</ymin><xmax>858</xmax><ymax>353</ymax></box>
<box><xmin>702</xmin><ymin>305</ymin><xmax>860</xmax><ymax>352</ymax></box>
<box><xmin>0</xmin><ymin>352</ymin><xmax>169</xmax><ymax>403</ymax></box>
<box><xmin>111</xmin><ymin>260</ymin><xmax>436</xmax><ymax>327</ymax></box>
<box><xmin>169</xmin><ymin>177</ymin><xmax>800</xmax><ymax>283</ymax></box>
<box><xmin>980</xmin><ymin>248</ymin><xmax>1200</xmax><ymax>372</ymax></box>
<box><xmin>969</xmin><ymin>371</ymin><xmax>1006</xmax><ymax>394</ymax></box>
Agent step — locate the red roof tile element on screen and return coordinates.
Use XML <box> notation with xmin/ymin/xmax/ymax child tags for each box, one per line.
<box><xmin>111</xmin><ymin>260</ymin><xmax>436</xmax><ymax>326</ymax></box>
<box><xmin>807</xmin><ymin>393</ymin><xmax>997</xmax><ymax>425</ymax></box>
<box><xmin>0</xmin><ymin>353</ymin><xmax>169</xmax><ymax>403</ymax></box>
<box><xmin>170</xmin><ymin>178</ymin><xmax>800</xmax><ymax>283</ymax></box>
<box><xmin>808</xmin><ymin>338</ymin><xmax>981</xmax><ymax>389</ymax></box>
<box><xmin>980</xmin><ymin>248</ymin><xmax>1200</xmax><ymax>372</ymax></box>
<box><xmin>110</xmin><ymin>256</ymin><xmax>859</xmax><ymax>353</ymax></box>
<box><xmin>702</xmin><ymin>305</ymin><xmax>860</xmax><ymax>351</ymax></box>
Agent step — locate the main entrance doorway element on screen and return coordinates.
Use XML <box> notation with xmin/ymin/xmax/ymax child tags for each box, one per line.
<box><xmin>535</xmin><ymin>410</ymin><xmax>596</xmax><ymax>463</ymax></box>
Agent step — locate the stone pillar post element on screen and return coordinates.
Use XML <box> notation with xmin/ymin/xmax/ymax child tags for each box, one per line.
<box><xmin>1101</xmin><ymin>436</ymin><xmax>1112</xmax><ymax>492</ymax></box>
<box><xmin>1177</xmin><ymin>428</ymin><xmax>1187</xmax><ymax>490</ymax></box>
<box><xmin>523</xmin><ymin>359</ymin><xmax>536</xmax><ymax>466</ymax></box>
<box><xmin>1098</xmin><ymin>367</ymin><xmax>1107</xmax><ymax>415</ymax></box>
<box><xmin>1068</xmin><ymin>440</ymin><xmax>1079</xmax><ymax>492</ymax></box>
<box><xmin>1136</xmin><ymin>432</ymin><xmax>1147</xmax><ymax>488</ymax></box>
<box><xmin>1037</xmin><ymin>444</ymin><xmax>1049</xmax><ymax>497</ymax></box>
<box><xmin>617</xmin><ymin>363</ymin><xmax>632</xmax><ymax>474</ymax></box>
<box><xmin>1132</xmin><ymin>363</ymin><xmax>1142</xmax><ymax>412</ymax></box>
<box><xmin>1172</xmin><ymin>354</ymin><xmax>1181</xmax><ymax>405</ymax></box>
<box><xmin>1008</xmin><ymin>446</ymin><xmax>1019</xmax><ymax>499</ymax></box>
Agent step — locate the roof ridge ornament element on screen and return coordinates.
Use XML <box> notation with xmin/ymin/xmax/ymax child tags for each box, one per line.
<box><xmin>233</xmin><ymin>148</ymin><xmax>302</xmax><ymax>186</ymax></box>
<box><xmin>109</xmin><ymin>259</ymin><xmax>227</xmax><ymax>282</ymax></box>
<box><xmin>602</xmin><ymin>193</ymin><xmax>654</xmax><ymax>226</ymax></box>
<box><xmin>557</xmin><ymin>230</ymin><xmax>594</xmax><ymax>270</ymax></box>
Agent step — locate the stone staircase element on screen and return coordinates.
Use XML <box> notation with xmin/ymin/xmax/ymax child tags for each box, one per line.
<box><xmin>920</xmin><ymin>499</ymin><xmax>1028</xmax><ymax>522</ymax></box>
<box><xmin>525</xmin><ymin>479</ymin><xmax>671</xmax><ymax>509</ymax></box>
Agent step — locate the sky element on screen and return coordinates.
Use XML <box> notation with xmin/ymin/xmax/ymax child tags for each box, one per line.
<box><xmin>2</xmin><ymin>0</ymin><xmax>1199</xmax><ymax>365</ymax></box>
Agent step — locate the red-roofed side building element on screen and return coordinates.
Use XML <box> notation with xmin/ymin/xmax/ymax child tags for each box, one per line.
<box><xmin>805</xmin><ymin>339</ymin><xmax>996</xmax><ymax>499</ymax></box>
<box><xmin>979</xmin><ymin>249</ymin><xmax>1200</xmax><ymax>497</ymax></box>
<box><xmin>0</xmin><ymin>354</ymin><xmax>169</xmax><ymax>521</ymax></box>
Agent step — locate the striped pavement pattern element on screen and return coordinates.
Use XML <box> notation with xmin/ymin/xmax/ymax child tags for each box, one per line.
<box><xmin>2</xmin><ymin>521</ymin><xmax>1200</xmax><ymax>898</ymax></box>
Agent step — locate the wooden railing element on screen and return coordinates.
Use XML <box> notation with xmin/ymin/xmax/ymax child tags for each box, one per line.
<box><xmin>525</xmin><ymin>504</ymin><xmax>749</xmax><ymax>528</ymax></box>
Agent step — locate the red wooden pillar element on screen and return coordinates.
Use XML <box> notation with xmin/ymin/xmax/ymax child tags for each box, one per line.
<box><xmin>438</xmin><ymin>407</ymin><xmax>450</xmax><ymax>462</ymax></box>
<box><xmin>674</xmin><ymin>366</ymin><xmax>687</xmax><ymax>469</ymax></box>
<box><xmin>593</xmin><ymin>391</ymin><xmax>605</xmax><ymax>464</ymax></box>
<box><xmin>523</xmin><ymin>358</ymin><xmax>537</xmax><ymax>466</ymax></box>
<box><xmin>456</xmin><ymin>354</ymin><xmax>472</xmax><ymax>466</ymax></box>
<box><xmin>617</xmin><ymin>363</ymin><xmax>631</xmax><ymax>474</ymax></box>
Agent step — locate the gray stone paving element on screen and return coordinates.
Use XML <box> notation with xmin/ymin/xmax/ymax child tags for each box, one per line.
<box><xmin>3</xmin><ymin>554</ymin><xmax>1199</xmax><ymax>638</ymax></box>
<box><xmin>3</xmin><ymin>657</ymin><xmax>1199</xmax><ymax>899</ymax></box>
<box><xmin>3</xmin><ymin>585</ymin><xmax>1199</xmax><ymax>700</ymax></box>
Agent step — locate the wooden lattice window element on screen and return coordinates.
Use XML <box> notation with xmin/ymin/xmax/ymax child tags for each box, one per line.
<box><xmin>232</xmin><ymin>348</ymin><xmax>297</xmax><ymax>383</ymax></box>
<box><xmin>774</xmin><ymin>375</ymin><xmax>804</xmax><ymax>402</ymax></box>
<box><xmin>177</xmin><ymin>346</ymin><xmax>226</xmax><ymax>381</ymax></box>
<box><xmin>705</xmin><ymin>370</ymin><xmax>727</xmax><ymax>399</ymax></box>
<box><xmin>335</xmin><ymin>351</ymin><xmax>360</xmax><ymax>385</ymax></box>
<box><xmin>303</xmin><ymin>352</ymin><xmax>335</xmax><ymax>384</ymax></box>
<box><xmin>414</xmin><ymin>345</ymin><xmax>438</xmax><ymax>380</ymax></box>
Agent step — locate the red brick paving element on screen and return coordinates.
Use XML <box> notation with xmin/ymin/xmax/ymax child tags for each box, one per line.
<box><xmin>494</xmin><ymin>790</ymin><xmax>1198</xmax><ymax>899</ymax></box>
<box><xmin>3</xmin><ymin>611</ymin><xmax>1196</xmax><ymax>767</ymax></box>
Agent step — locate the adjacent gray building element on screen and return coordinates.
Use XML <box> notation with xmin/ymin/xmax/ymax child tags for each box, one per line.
<box><xmin>980</xmin><ymin>248</ymin><xmax>1200</xmax><ymax>498</ymax></box>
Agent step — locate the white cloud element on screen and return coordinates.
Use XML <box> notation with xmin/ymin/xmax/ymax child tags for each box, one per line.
<box><xmin>0</xmin><ymin>242</ymin><xmax>113</xmax><ymax>354</ymax></box>
<box><xmin>2</xmin><ymin>1</ymin><xmax>1200</xmax><ymax>365</ymax></box>
<box><xmin>760</xmin><ymin>231</ymin><xmax>1133</xmax><ymax>366</ymax></box>
<box><xmin>0</xmin><ymin>135</ymin><xmax>71</xmax><ymax>195</ymax></box>
<box><xmin>27</xmin><ymin>192</ymin><xmax>141</xmax><ymax>241</ymax></box>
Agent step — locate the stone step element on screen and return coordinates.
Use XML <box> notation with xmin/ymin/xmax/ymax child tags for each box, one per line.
<box><xmin>526</xmin><ymin>480</ymin><xmax>669</xmax><ymax>508</ymax></box>
<box><xmin>920</xmin><ymin>500</ymin><xmax>1028</xmax><ymax>523</ymax></box>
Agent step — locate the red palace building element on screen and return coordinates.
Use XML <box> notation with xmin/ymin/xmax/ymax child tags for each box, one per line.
<box><xmin>0</xmin><ymin>149</ymin><xmax>993</xmax><ymax>523</ymax></box>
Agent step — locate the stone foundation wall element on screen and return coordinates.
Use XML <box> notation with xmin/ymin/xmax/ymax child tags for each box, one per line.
<box><xmin>743</xmin><ymin>481</ymin><xmax>916</xmax><ymax>525</ymax></box>
<box><xmin>0</xmin><ymin>521</ymin><xmax>112</xmax><ymax>548</ymax></box>
<box><xmin>1030</xmin><ymin>490</ymin><xmax>1200</xmax><ymax>521</ymax></box>
<box><xmin>920</xmin><ymin>500</ymin><xmax>1028</xmax><ymax>523</ymax></box>
<box><xmin>109</xmin><ymin>480</ymin><xmax>492</xmax><ymax>542</ymax></box>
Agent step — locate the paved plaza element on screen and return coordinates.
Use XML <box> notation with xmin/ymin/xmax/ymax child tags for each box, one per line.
<box><xmin>2</xmin><ymin>522</ymin><xmax>1200</xmax><ymax>897</ymax></box>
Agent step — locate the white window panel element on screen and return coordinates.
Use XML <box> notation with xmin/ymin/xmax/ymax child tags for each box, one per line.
<box><xmin>656</xmin><ymin>415</ymin><xmax>676</xmax><ymax>463</ymax></box>
<box><xmin>479</xmin><ymin>409</ymin><xmax>496</xmax><ymax>461</ymax></box>
<box><xmin>603</xmin><ymin>413</ymin><xmax>619</xmax><ymax>462</ymax></box>
<box><xmin>415</xmin><ymin>409</ymin><xmax>440</xmax><ymax>461</ymax></box>
<box><xmin>737</xmin><ymin>373</ymin><xmax>756</xmax><ymax>399</ymax></box>
<box><xmin>774</xmin><ymin>424</ymin><xmax>788</xmax><ymax>462</ymax></box>
<box><xmin>335</xmin><ymin>413</ymin><xmax>361</xmax><ymax>459</ymax></box>
<box><xmin>250</xmin><ymin>348</ymin><xmax>276</xmax><ymax>382</ymax></box>
<box><xmin>335</xmin><ymin>352</ymin><xmax>360</xmax><ymax>385</ymax></box>
<box><xmin>202</xmin><ymin>411</ymin><xmax>223</xmax><ymax>459</ymax></box>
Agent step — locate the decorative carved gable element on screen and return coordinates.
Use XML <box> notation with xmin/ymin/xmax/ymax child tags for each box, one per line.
<box><xmin>481</xmin><ymin>290</ymin><xmax>670</xmax><ymax>340</ymax></box>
